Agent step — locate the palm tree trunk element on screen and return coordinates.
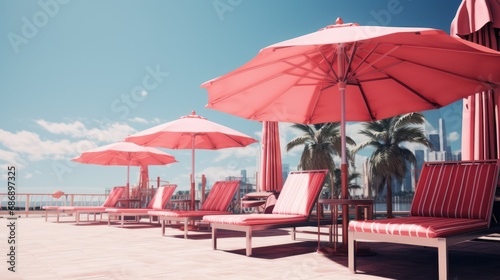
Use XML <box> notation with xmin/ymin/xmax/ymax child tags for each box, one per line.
<box><xmin>386</xmin><ymin>176</ymin><xmax>393</xmax><ymax>218</ymax></box>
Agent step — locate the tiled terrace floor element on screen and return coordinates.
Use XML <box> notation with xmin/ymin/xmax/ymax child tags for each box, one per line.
<box><xmin>1</xmin><ymin>216</ymin><xmax>500</xmax><ymax>279</ymax></box>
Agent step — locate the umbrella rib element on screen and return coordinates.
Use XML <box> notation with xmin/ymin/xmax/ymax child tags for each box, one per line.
<box><xmin>352</xmin><ymin>44</ymin><xmax>401</xmax><ymax>78</ymax></box>
<box><xmin>357</xmin><ymin>83</ymin><xmax>376</xmax><ymax>121</ymax></box>
<box><xmin>343</xmin><ymin>42</ymin><xmax>358</xmax><ymax>81</ymax></box>
<box><xmin>319</xmin><ymin>47</ymin><xmax>339</xmax><ymax>81</ymax></box>
<box><xmin>369</xmin><ymin>44</ymin><xmax>499</xmax><ymax>88</ymax></box>
<box><xmin>348</xmin><ymin>43</ymin><xmax>382</xmax><ymax>79</ymax></box>
<box><xmin>211</xmin><ymin>52</ymin><xmax>321</xmax><ymax>104</ymax></box>
<box><xmin>282</xmin><ymin>59</ymin><xmax>335</xmax><ymax>80</ymax></box>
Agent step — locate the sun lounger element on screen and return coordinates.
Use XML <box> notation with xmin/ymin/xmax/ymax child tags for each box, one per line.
<box><xmin>43</xmin><ymin>186</ymin><xmax>126</xmax><ymax>224</ymax></box>
<box><xmin>203</xmin><ymin>169</ymin><xmax>328</xmax><ymax>256</ymax></box>
<box><xmin>348</xmin><ymin>160</ymin><xmax>500</xmax><ymax>280</ymax></box>
<box><xmin>105</xmin><ymin>184</ymin><xmax>177</xmax><ymax>227</ymax></box>
<box><xmin>148</xmin><ymin>180</ymin><xmax>240</xmax><ymax>238</ymax></box>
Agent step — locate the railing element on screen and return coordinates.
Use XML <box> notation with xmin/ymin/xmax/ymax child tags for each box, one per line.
<box><xmin>0</xmin><ymin>192</ymin><xmax>253</xmax><ymax>217</ymax></box>
<box><xmin>0</xmin><ymin>193</ymin><xmax>108</xmax><ymax>217</ymax></box>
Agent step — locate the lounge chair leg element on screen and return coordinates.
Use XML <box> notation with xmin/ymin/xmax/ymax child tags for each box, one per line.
<box><xmin>438</xmin><ymin>238</ymin><xmax>448</xmax><ymax>280</ymax></box>
<box><xmin>184</xmin><ymin>218</ymin><xmax>188</xmax><ymax>239</ymax></box>
<box><xmin>56</xmin><ymin>212</ymin><xmax>60</xmax><ymax>223</ymax></box>
<box><xmin>212</xmin><ymin>227</ymin><xmax>217</xmax><ymax>250</ymax></box>
<box><xmin>291</xmin><ymin>227</ymin><xmax>296</xmax><ymax>240</ymax></box>
<box><xmin>246</xmin><ymin>227</ymin><xmax>252</xmax><ymax>256</ymax></box>
<box><xmin>348</xmin><ymin>231</ymin><xmax>356</xmax><ymax>273</ymax></box>
<box><xmin>162</xmin><ymin>219</ymin><xmax>166</xmax><ymax>236</ymax></box>
<box><xmin>45</xmin><ymin>211</ymin><xmax>48</xmax><ymax>222</ymax></box>
<box><xmin>121</xmin><ymin>214</ymin><xmax>124</xmax><ymax>228</ymax></box>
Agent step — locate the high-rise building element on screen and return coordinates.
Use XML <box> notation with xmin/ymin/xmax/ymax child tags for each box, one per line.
<box><xmin>282</xmin><ymin>163</ymin><xmax>290</xmax><ymax>183</ymax></box>
<box><xmin>439</xmin><ymin>118</ymin><xmax>453</xmax><ymax>160</ymax></box>
<box><xmin>415</xmin><ymin>149</ymin><xmax>425</xmax><ymax>184</ymax></box>
<box><xmin>429</xmin><ymin>134</ymin><xmax>440</xmax><ymax>152</ymax></box>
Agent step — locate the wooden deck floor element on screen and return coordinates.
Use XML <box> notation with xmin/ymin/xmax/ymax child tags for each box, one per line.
<box><xmin>1</xmin><ymin>215</ymin><xmax>500</xmax><ymax>279</ymax></box>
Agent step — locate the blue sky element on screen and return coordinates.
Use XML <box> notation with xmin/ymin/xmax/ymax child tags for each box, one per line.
<box><xmin>0</xmin><ymin>0</ymin><xmax>464</xmax><ymax>194</ymax></box>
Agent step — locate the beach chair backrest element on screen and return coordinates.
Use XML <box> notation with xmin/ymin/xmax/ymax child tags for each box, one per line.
<box><xmin>411</xmin><ymin>160</ymin><xmax>500</xmax><ymax>222</ymax></box>
<box><xmin>148</xmin><ymin>184</ymin><xmax>177</xmax><ymax>209</ymax></box>
<box><xmin>272</xmin><ymin>170</ymin><xmax>327</xmax><ymax>216</ymax></box>
<box><xmin>102</xmin><ymin>186</ymin><xmax>126</xmax><ymax>207</ymax></box>
<box><xmin>201</xmin><ymin>180</ymin><xmax>240</xmax><ymax>211</ymax></box>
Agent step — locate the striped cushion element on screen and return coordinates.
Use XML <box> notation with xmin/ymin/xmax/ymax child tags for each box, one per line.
<box><xmin>349</xmin><ymin>217</ymin><xmax>488</xmax><ymax>238</ymax></box>
<box><xmin>148</xmin><ymin>210</ymin><xmax>231</xmax><ymax>217</ymax></box>
<box><xmin>149</xmin><ymin>185</ymin><xmax>176</xmax><ymax>209</ymax></box>
<box><xmin>411</xmin><ymin>162</ymin><xmax>498</xmax><ymax>221</ymax></box>
<box><xmin>272</xmin><ymin>170</ymin><xmax>327</xmax><ymax>215</ymax></box>
<box><xmin>102</xmin><ymin>187</ymin><xmax>126</xmax><ymax>207</ymax></box>
<box><xmin>204</xmin><ymin>214</ymin><xmax>307</xmax><ymax>226</ymax></box>
<box><xmin>201</xmin><ymin>180</ymin><xmax>240</xmax><ymax>211</ymax></box>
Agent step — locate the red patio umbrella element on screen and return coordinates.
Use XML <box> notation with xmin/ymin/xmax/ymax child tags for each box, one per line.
<box><xmin>125</xmin><ymin>111</ymin><xmax>258</xmax><ymax>209</ymax></box>
<box><xmin>451</xmin><ymin>0</ymin><xmax>500</xmax><ymax>160</ymax></box>
<box><xmin>201</xmin><ymin>17</ymin><xmax>500</xmax><ymax>251</ymax></box>
<box><xmin>259</xmin><ymin>121</ymin><xmax>283</xmax><ymax>193</ymax></box>
<box><xmin>72</xmin><ymin>141</ymin><xmax>178</xmax><ymax>199</ymax></box>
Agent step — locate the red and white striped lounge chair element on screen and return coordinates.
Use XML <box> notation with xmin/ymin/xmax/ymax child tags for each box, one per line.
<box><xmin>43</xmin><ymin>186</ymin><xmax>126</xmax><ymax>224</ymax></box>
<box><xmin>349</xmin><ymin>160</ymin><xmax>500</xmax><ymax>280</ymax></box>
<box><xmin>105</xmin><ymin>184</ymin><xmax>177</xmax><ymax>228</ymax></box>
<box><xmin>148</xmin><ymin>180</ymin><xmax>240</xmax><ymax>238</ymax></box>
<box><xmin>204</xmin><ymin>169</ymin><xmax>328</xmax><ymax>256</ymax></box>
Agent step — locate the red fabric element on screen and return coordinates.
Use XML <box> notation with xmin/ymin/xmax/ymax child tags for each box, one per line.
<box><xmin>411</xmin><ymin>162</ymin><xmax>498</xmax><ymax>221</ymax></box>
<box><xmin>200</xmin><ymin>180</ymin><xmax>240</xmax><ymax>211</ymax></box>
<box><xmin>450</xmin><ymin>0</ymin><xmax>500</xmax><ymax>36</ymax></box>
<box><xmin>204</xmin><ymin>214</ymin><xmax>306</xmax><ymax>226</ymax></box>
<box><xmin>201</xmin><ymin>24</ymin><xmax>500</xmax><ymax>124</ymax></box>
<box><xmin>259</xmin><ymin>121</ymin><xmax>283</xmax><ymax>192</ymax></box>
<box><xmin>348</xmin><ymin>216</ymin><xmax>488</xmax><ymax>238</ymax></box>
<box><xmin>452</xmin><ymin>0</ymin><xmax>500</xmax><ymax>161</ymax></box>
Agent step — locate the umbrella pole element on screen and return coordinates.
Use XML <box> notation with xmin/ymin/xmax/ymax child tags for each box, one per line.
<box><xmin>340</xmin><ymin>83</ymin><xmax>349</xmax><ymax>250</ymax></box>
<box><xmin>338</xmin><ymin>43</ymin><xmax>350</xmax><ymax>250</ymax></box>
<box><xmin>126</xmin><ymin>164</ymin><xmax>130</xmax><ymax>199</ymax></box>
<box><xmin>191</xmin><ymin>134</ymin><xmax>196</xmax><ymax>210</ymax></box>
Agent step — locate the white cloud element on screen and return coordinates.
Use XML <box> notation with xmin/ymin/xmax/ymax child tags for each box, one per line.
<box><xmin>346</xmin><ymin>122</ymin><xmax>370</xmax><ymax>147</ymax></box>
<box><xmin>36</xmin><ymin>119</ymin><xmax>136</xmax><ymax>143</ymax></box>
<box><xmin>424</xmin><ymin>119</ymin><xmax>438</xmax><ymax>134</ymax></box>
<box><xmin>212</xmin><ymin>145</ymin><xmax>259</xmax><ymax>162</ymax></box>
<box><xmin>0</xmin><ymin>149</ymin><xmax>23</xmax><ymax>167</ymax></box>
<box><xmin>449</xmin><ymin>131</ymin><xmax>460</xmax><ymax>142</ymax></box>
<box><xmin>128</xmin><ymin>117</ymin><xmax>149</xmax><ymax>124</ymax></box>
<box><xmin>35</xmin><ymin>120</ymin><xmax>86</xmax><ymax>138</ymax></box>
<box><xmin>0</xmin><ymin>129</ymin><xmax>95</xmax><ymax>161</ymax></box>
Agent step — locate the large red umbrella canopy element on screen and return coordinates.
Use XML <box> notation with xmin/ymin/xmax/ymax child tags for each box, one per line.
<box><xmin>201</xmin><ymin>17</ymin><xmax>500</xmax><ymax>250</ymax></box>
<box><xmin>72</xmin><ymin>141</ymin><xmax>177</xmax><ymax>198</ymax></box>
<box><xmin>125</xmin><ymin>111</ymin><xmax>258</xmax><ymax>208</ymax></box>
<box><xmin>451</xmin><ymin>0</ymin><xmax>500</xmax><ymax>160</ymax></box>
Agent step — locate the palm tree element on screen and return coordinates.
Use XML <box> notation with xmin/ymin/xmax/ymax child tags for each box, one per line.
<box><xmin>285</xmin><ymin>123</ymin><xmax>356</xmax><ymax>196</ymax></box>
<box><xmin>332</xmin><ymin>168</ymin><xmax>362</xmax><ymax>198</ymax></box>
<box><xmin>353</xmin><ymin>113</ymin><xmax>432</xmax><ymax>218</ymax></box>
